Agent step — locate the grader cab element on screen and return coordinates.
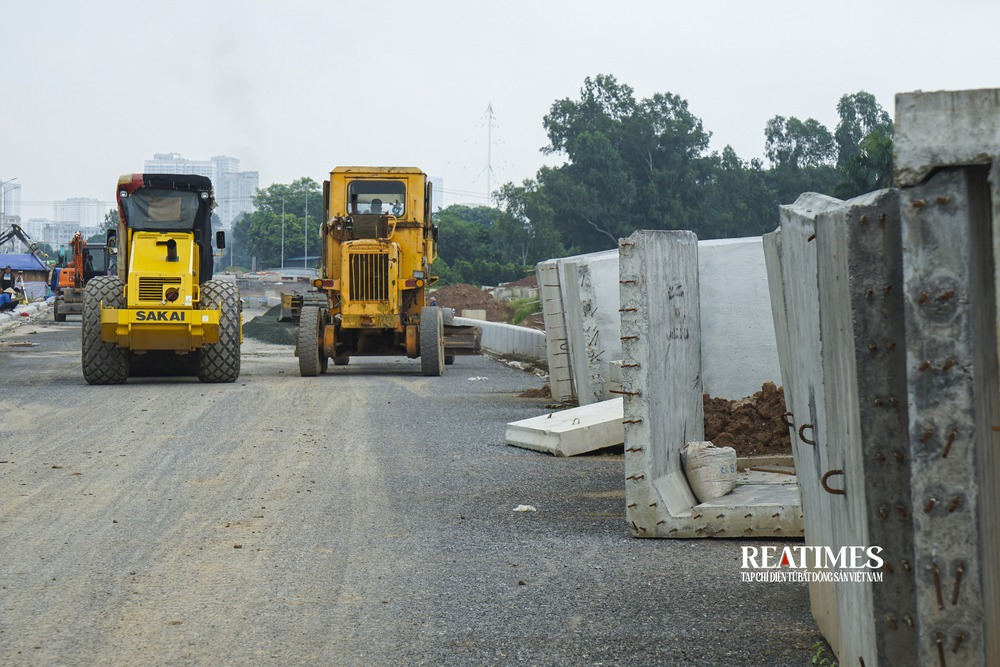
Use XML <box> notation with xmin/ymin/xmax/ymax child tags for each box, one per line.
<box><xmin>295</xmin><ymin>166</ymin><xmax>480</xmax><ymax>376</ymax></box>
<box><xmin>81</xmin><ymin>173</ymin><xmax>241</xmax><ymax>384</ymax></box>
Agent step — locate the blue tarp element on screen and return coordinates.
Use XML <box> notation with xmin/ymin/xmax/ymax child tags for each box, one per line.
<box><xmin>0</xmin><ymin>253</ymin><xmax>47</xmax><ymax>271</ymax></box>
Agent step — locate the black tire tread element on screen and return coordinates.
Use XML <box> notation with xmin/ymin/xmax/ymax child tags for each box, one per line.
<box><xmin>297</xmin><ymin>306</ymin><xmax>325</xmax><ymax>377</ymax></box>
<box><xmin>197</xmin><ymin>280</ymin><xmax>242</xmax><ymax>383</ymax></box>
<box><xmin>420</xmin><ymin>306</ymin><xmax>444</xmax><ymax>376</ymax></box>
<box><xmin>81</xmin><ymin>276</ymin><xmax>129</xmax><ymax>384</ymax></box>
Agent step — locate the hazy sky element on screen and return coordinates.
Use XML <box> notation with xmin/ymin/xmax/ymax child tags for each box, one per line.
<box><xmin>3</xmin><ymin>0</ymin><xmax>998</xmax><ymax>219</ymax></box>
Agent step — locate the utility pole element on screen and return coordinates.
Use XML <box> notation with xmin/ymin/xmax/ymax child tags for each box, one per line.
<box><xmin>0</xmin><ymin>177</ymin><xmax>18</xmax><ymax>232</ymax></box>
<box><xmin>303</xmin><ymin>196</ymin><xmax>308</xmax><ymax>269</ymax></box>
<box><xmin>486</xmin><ymin>103</ymin><xmax>495</xmax><ymax>204</ymax></box>
<box><xmin>280</xmin><ymin>197</ymin><xmax>285</xmax><ymax>270</ymax></box>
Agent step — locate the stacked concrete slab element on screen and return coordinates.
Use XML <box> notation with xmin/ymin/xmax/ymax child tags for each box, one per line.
<box><xmin>537</xmin><ymin>238</ymin><xmax>782</xmax><ymax>405</ymax></box>
<box><xmin>619</xmin><ymin>230</ymin><xmax>802</xmax><ymax>538</ymax></box>
<box><xmin>764</xmin><ymin>89</ymin><xmax>1000</xmax><ymax>667</ymax></box>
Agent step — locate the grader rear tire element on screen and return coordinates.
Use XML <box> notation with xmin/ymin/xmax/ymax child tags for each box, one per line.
<box><xmin>197</xmin><ymin>280</ymin><xmax>242</xmax><ymax>383</ymax></box>
<box><xmin>81</xmin><ymin>276</ymin><xmax>129</xmax><ymax>385</ymax></box>
<box><xmin>297</xmin><ymin>306</ymin><xmax>328</xmax><ymax>376</ymax></box>
<box><xmin>420</xmin><ymin>306</ymin><xmax>444</xmax><ymax>377</ymax></box>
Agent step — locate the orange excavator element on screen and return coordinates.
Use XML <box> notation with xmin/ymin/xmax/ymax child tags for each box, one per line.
<box><xmin>53</xmin><ymin>231</ymin><xmax>110</xmax><ymax>321</ymax></box>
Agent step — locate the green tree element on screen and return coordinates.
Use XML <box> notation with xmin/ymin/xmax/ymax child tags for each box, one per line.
<box><xmin>764</xmin><ymin>116</ymin><xmax>836</xmax><ymax>169</ymax></box>
<box><xmin>833</xmin><ymin>91</ymin><xmax>894</xmax><ymax>197</ymax></box>
<box><xmin>701</xmin><ymin>148</ymin><xmax>779</xmax><ymax>237</ymax></box>
<box><xmin>762</xmin><ymin>115</ymin><xmax>839</xmax><ymax>205</ymax></box>
<box><xmin>493</xmin><ymin>180</ymin><xmax>565</xmax><ymax>265</ymax></box>
<box><xmin>433</xmin><ymin>205</ymin><xmax>497</xmax><ymax>266</ymax></box>
<box><xmin>434</xmin><ymin>205</ymin><xmax>534</xmax><ymax>285</ymax></box>
<box><xmin>537</xmin><ymin>74</ymin><xmax>724</xmax><ymax>252</ymax></box>
<box><xmin>229</xmin><ymin>211</ymin><xmax>253</xmax><ymax>270</ymax></box>
<box><xmin>834</xmin><ymin>91</ymin><xmax>893</xmax><ymax>169</ymax></box>
<box><xmin>235</xmin><ymin>178</ymin><xmax>323</xmax><ymax>270</ymax></box>
<box><xmin>36</xmin><ymin>242</ymin><xmax>55</xmax><ymax>260</ymax></box>
<box><xmin>102</xmin><ymin>208</ymin><xmax>118</xmax><ymax>231</ymax></box>
<box><xmin>835</xmin><ymin>130</ymin><xmax>894</xmax><ymax>197</ymax></box>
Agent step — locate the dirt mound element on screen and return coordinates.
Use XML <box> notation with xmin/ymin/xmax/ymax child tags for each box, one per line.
<box><xmin>432</xmin><ymin>284</ymin><xmax>512</xmax><ymax>322</ymax></box>
<box><xmin>518</xmin><ymin>385</ymin><xmax>551</xmax><ymax>399</ymax></box>
<box><xmin>503</xmin><ymin>274</ymin><xmax>538</xmax><ymax>288</ymax></box>
<box><xmin>242</xmin><ymin>305</ymin><xmax>297</xmax><ymax>345</ymax></box>
<box><xmin>703</xmin><ymin>382</ymin><xmax>792</xmax><ymax>458</ymax></box>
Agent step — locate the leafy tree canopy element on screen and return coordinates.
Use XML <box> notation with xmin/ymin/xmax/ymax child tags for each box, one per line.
<box><xmin>232</xmin><ymin>178</ymin><xmax>323</xmax><ymax>270</ymax></box>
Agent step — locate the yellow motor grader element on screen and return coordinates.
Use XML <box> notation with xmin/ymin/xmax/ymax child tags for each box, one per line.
<box><xmin>295</xmin><ymin>166</ymin><xmax>479</xmax><ymax>376</ymax></box>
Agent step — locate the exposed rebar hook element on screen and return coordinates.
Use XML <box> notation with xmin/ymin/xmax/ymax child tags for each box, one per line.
<box><xmin>821</xmin><ymin>469</ymin><xmax>846</xmax><ymax>495</ymax></box>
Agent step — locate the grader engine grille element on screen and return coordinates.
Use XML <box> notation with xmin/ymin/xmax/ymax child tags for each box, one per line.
<box><xmin>138</xmin><ymin>277</ymin><xmax>182</xmax><ymax>301</ymax></box>
<box><xmin>349</xmin><ymin>252</ymin><xmax>390</xmax><ymax>302</ymax></box>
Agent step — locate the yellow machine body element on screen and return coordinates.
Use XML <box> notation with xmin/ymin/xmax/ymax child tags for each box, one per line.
<box><xmin>99</xmin><ymin>174</ymin><xmax>225</xmax><ymax>352</ymax></box>
<box><xmin>316</xmin><ymin>167</ymin><xmax>436</xmax><ymax>356</ymax></box>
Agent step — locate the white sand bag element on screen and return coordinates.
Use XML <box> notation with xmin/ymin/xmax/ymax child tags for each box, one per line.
<box><xmin>681</xmin><ymin>441</ymin><xmax>737</xmax><ymax>502</ymax></box>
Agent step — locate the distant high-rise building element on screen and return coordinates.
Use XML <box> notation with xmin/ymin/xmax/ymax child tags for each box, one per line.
<box><xmin>54</xmin><ymin>198</ymin><xmax>107</xmax><ymax>228</ymax></box>
<box><xmin>0</xmin><ymin>182</ymin><xmax>21</xmax><ymax>227</ymax></box>
<box><xmin>143</xmin><ymin>153</ymin><xmax>258</xmax><ymax>227</ymax></box>
<box><xmin>13</xmin><ymin>219</ymin><xmax>101</xmax><ymax>252</ymax></box>
<box><xmin>217</xmin><ymin>169</ymin><xmax>259</xmax><ymax>229</ymax></box>
<box><xmin>145</xmin><ymin>152</ymin><xmax>214</xmax><ymax>179</ymax></box>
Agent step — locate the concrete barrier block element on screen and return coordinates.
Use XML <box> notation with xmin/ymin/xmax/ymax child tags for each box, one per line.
<box><xmin>457</xmin><ymin>318</ymin><xmax>545</xmax><ymax>362</ymax></box>
<box><xmin>539</xmin><ymin>239</ymin><xmax>782</xmax><ymax>404</ymax></box>
<box><xmin>461</xmin><ymin>309</ymin><xmax>486</xmax><ymax>321</ymax></box>
<box><xmin>505</xmin><ymin>398</ymin><xmax>624</xmax><ymax>457</ymax></box>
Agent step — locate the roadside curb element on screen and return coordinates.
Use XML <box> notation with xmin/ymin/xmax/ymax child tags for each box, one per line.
<box><xmin>0</xmin><ymin>298</ymin><xmax>52</xmax><ymax>334</ymax></box>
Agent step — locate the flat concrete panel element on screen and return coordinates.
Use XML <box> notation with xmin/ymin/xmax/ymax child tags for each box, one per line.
<box><xmin>558</xmin><ymin>250</ymin><xmax>621</xmax><ymax>406</ymax></box>
<box><xmin>699</xmin><ymin>237</ymin><xmax>783</xmax><ymax>399</ymax></box>
<box><xmin>894</xmin><ymin>89</ymin><xmax>1000</xmax><ymax>187</ymax></box>
<box><xmin>772</xmin><ymin>192</ymin><xmax>844</xmax><ymax>650</ymax></box>
<box><xmin>815</xmin><ymin>190</ymin><xmax>914</xmax><ymax>666</ymax></box>
<box><xmin>762</xmin><ymin>231</ymin><xmax>794</xmax><ymax>400</ymax></box>
<box><xmin>505</xmin><ymin>398</ymin><xmax>624</xmax><ymax>457</ymax></box>
<box><xmin>536</xmin><ymin>261</ymin><xmax>574</xmax><ymax>402</ymax></box>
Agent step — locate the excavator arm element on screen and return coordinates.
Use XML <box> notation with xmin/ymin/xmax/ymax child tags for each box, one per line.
<box><xmin>0</xmin><ymin>224</ymin><xmax>47</xmax><ymax>265</ymax></box>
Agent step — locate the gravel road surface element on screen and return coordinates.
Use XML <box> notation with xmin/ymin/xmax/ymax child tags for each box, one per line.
<box><xmin>0</xmin><ymin>307</ymin><xmax>824</xmax><ymax>666</ymax></box>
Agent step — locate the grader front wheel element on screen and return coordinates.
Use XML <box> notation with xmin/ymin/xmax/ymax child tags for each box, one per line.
<box><xmin>420</xmin><ymin>306</ymin><xmax>445</xmax><ymax>377</ymax></box>
<box><xmin>297</xmin><ymin>306</ymin><xmax>328</xmax><ymax>376</ymax></box>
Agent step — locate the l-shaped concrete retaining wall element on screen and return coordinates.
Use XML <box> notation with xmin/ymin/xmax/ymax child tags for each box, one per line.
<box><xmin>766</xmin><ymin>88</ymin><xmax>1000</xmax><ymax>667</ymax></box>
